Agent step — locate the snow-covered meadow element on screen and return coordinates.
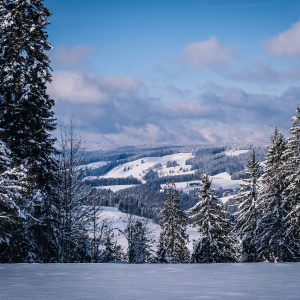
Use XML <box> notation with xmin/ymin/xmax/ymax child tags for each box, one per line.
<box><xmin>102</xmin><ymin>152</ymin><xmax>195</xmax><ymax>182</ymax></box>
<box><xmin>1</xmin><ymin>263</ymin><xmax>299</xmax><ymax>299</ymax></box>
<box><xmin>100</xmin><ymin>207</ymin><xmax>199</xmax><ymax>251</ymax></box>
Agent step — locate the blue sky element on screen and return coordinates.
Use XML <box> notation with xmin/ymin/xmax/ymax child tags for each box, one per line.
<box><xmin>44</xmin><ymin>0</ymin><xmax>300</xmax><ymax>144</ymax></box>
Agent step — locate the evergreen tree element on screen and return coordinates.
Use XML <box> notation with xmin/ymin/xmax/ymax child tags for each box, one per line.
<box><xmin>0</xmin><ymin>0</ymin><xmax>59</xmax><ymax>262</ymax></box>
<box><xmin>0</xmin><ymin>139</ymin><xmax>26</xmax><ymax>261</ymax></box>
<box><xmin>257</xmin><ymin>128</ymin><xmax>297</xmax><ymax>262</ymax></box>
<box><xmin>155</xmin><ymin>233</ymin><xmax>170</xmax><ymax>263</ymax></box>
<box><xmin>160</xmin><ymin>181</ymin><xmax>189</xmax><ymax>263</ymax></box>
<box><xmin>188</xmin><ymin>174</ymin><xmax>236</xmax><ymax>263</ymax></box>
<box><xmin>100</xmin><ymin>233</ymin><xmax>119</xmax><ymax>263</ymax></box>
<box><xmin>282</xmin><ymin>106</ymin><xmax>300</xmax><ymax>260</ymax></box>
<box><xmin>233</xmin><ymin>149</ymin><xmax>261</xmax><ymax>262</ymax></box>
<box><xmin>127</xmin><ymin>219</ymin><xmax>152</xmax><ymax>264</ymax></box>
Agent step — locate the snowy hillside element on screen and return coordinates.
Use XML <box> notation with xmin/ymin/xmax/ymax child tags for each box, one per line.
<box><xmin>224</xmin><ymin>149</ymin><xmax>250</xmax><ymax>156</ymax></box>
<box><xmin>161</xmin><ymin>172</ymin><xmax>242</xmax><ymax>192</ymax></box>
<box><xmin>100</xmin><ymin>207</ymin><xmax>198</xmax><ymax>251</ymax></box>
<box><xmin>102</xmin><ymin>152</ymin><xmax>195</xmax><ymax>183</ymax></box>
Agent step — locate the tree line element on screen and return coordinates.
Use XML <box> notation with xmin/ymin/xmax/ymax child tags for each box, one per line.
<box><xmin>0</xmin><ymin>0</ymin><xmax>299</xmax><ymax>264</ymax></box>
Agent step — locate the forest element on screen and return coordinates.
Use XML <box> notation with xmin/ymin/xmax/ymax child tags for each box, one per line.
<box><xmin>0</xmin><ymin>0</ymin><xmax>300</xmax><ymax>264</ymax></box>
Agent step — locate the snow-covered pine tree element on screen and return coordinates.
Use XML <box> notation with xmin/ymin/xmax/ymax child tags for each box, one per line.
<box><xmin>233</xmin><ymin>149</ymin><xmax>261</xmax><ymax>262</ymax></box>
<box><xmin>257</xmin><ymin>128</ymin><xmax>297</xmax><ymax>262</ymax></box>
<box><xmin>155</xmin><ymin>232</ymin><xmax>170</xmax><ymax>263</ymax></box>
<box><xmin>0</xmin><ymin>139</ymin><xmax>26</xmax><ymax>261</ymax></box>
<box><xmin>100</xmin><ymin>233</ymin><xmax>117</xmax><ymax>263</ymax></box>
<box><xmin>188</xmin><ymin>174</ymin><xmax>236</xmax><ymax>263</ymax></box>
<box><xmin>281</xmin><ymin>106</ymin><xmax>300</xmax><ymax>260</ymax></box>
<box><xmin>0</xmin><ymin>0</ymin><xmax>59</xmax><ymax>262</ymax></box>
<box><xmin>160</xmin><ymin>181</ymin><xmax>189</xmax><ymax>263</ymax></box>
<box><xmin>127</xmin><ymin>219</ymin><xmax>152</xmax><ymax>264</ymax></box>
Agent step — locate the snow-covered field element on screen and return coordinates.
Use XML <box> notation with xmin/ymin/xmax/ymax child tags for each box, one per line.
<box><xmin>1</xmin><ymin>263</ymin><xmax>299</xmax><ymax>299</ymax></box>
<box><xmin>224</xmin><ymin>150</ymin><xmax>250</xmax><ymax>156</ymax></box>
<box><xmin>96</xmin><ymin>184</ymin><xmax>139</xmax><ymax>192</ymax></box>
<box><xmin>81</xmin><ymin>160</ymin><xmax>109</xmax><ymax>170</ymax></box>
<box><xmin>100</xmin><ymin>207</ymin><xmax>198</xmax><ymax>251</ymax></box>
<box><xmin>102</xmin><ymin>153</ymin><xmax>195</xmax><ymax>183</ymax></box>
<box><xmin>161</xmin><ymin>172</ymin><xmax>243</xmax><ymax>192</ymax></box>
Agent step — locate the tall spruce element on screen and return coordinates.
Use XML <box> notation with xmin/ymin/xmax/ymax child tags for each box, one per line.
<box><xmin>0</xmin><ymin>0</ymin><xmax>59</xmax><ymax>262</ymax></box>
<box><xmin>188</xmin><ymin>174</ymin><xmax>236</xmax><ymax>263</ymax></box>
<box><xmin>282</xmin><ymin>106</ymin><xmax>300</xmax><ymax>260</ymax></box>
<box><xmin>0</xmin><ymin>139</ymin><xmax>28</xmax><ymax>261</ymax></box>
<box><xmin>160</xmin><ymin>181</ymin><xmax>189</xmax><ymax>263</ymax></box>
<box><xmin>233</xmin><ymin>149</ymin><xmax>261</xmax><ymax>262</ymax></box>
<box><xmin>257</xmin><ymin>128</ymin><xmax>297</xmax><ymax>261</ymax></box>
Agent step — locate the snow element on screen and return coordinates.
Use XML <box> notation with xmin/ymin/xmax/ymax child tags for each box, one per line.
<box><xmin>96</xmin><ymin>184</ymin><xmax>139</xmax><ymax>192</ymax></box>
<box><xmin>100</xmin><ymin>207</ymin><xmax>197</xmax><ymax>251</ymax></box>
<box><xmin>219</xmin><ymin>195</ymin><xmax>235</xmax><ymax>204</ymax></box>
<box><xmin>209</xmin><ymin>172</ymin><xmax>243</xmax><ymax>189</ymax></box>
<box><xmin>161</xmin><ymin>172</ymin><xmax>242</xmax><ymax>192</ymax></box>
<box><xmin>1</xmin><ymin>263</ymin><xmax>300</xmax><ymax>299</ymax></box>
<box><xmin>224</xmin><ymin>150</ymin><xmax>250</xmax><ymax>156</ymax></box>
<box><xmin>102</xmin><ymin>153</ymin><xmax>195</xmax><ymax>183</ymax></box>
<box><xmin>80</xmin><ymin>161</ymin><xmax>109</xmax><ymax>170</ymax></box>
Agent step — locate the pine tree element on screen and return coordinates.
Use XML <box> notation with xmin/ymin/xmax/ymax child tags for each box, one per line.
<box><xmin>233</xmin><ymin>149</ymin><xmax>261</xmax><ymax>262</ymax></box>
<box><xmin>257</xmin><ymin>128</ymin><xmax>297</xmax><ymax>262</ymax></box>
<box><xmin>155</xmin><ymin>233</ymin><xmax>170</xmax><ymax>263</ymax></box>
<box><xmin>127</xmin><ymin>219</ymin><xmax>152</xmax><ymax>264</ymax></box>
<box><xmin>281</xmin><ymin>106</ymin><xmax>300</xmax><ymax>260</ymax></box>
<box><xmin>188</xmin><ymin>174</ymin><xmax>236</xmax><ymax>263</ymax></box>
<box><xmin>160</xmin><ymin>181</ymin><xmax>189</xmax><ymax>263</ymax></box>
<box><xmin>0</xmin><ymin>0</ymin><xmax>59</xmax><ymax>262</ymax></box>
<box><xmin>0</xmin><ymin>139</ymin><xmax>25</xmax><ymax>260</ymax></box>
<box><xmin>101</xmin><ymin>233</ymin><xmax>117</xmax><ymax>263</ymax></box>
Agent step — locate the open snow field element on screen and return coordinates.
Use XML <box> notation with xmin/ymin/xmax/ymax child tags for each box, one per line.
<box><xmin>1</xmin><ymin>263</ymin><xmax>299</xmax><ymax>299</ymax></box>
<box><xmin>100</xmin><ymin>207</ymin><xmax>198</xmax><ymax>251</ymax></box>
<box><xmin>161</xmin><ymin>172</ymin><xmax>243</xmax><ymax>193</ymax></box>
<box><xmin>103</xmin><ymin>153</ymin><xmax>195</xmax><ymax>183</ymax></box>
<box><xmin>224</xmin><ymin>150</ymin><xmax>250</xmax><ymax>156</ymax></box>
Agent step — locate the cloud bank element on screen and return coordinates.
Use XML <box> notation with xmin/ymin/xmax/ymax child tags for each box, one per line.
<box><xmin>48</xmin><ymin>68</ymin><xmax>299</xmax><ymax>145</ymax></box>
<box><xmin>264</xmin><ymin>20</ymin><xmax>300</xmax><ymax>57</ymax></box>
<box><xmin>180</xmin><ymin>36</ymin><xmax>238</xmax><ymax>69</ymax></box>
<box><xmin>51</xmin><ymin>44</ymin><xmax>98</xmax><ymax>68</ymax></box>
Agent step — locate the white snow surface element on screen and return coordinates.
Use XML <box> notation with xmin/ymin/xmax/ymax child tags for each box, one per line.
<box><xmin>102</xmin><ymin>153</ymin><xmax>195</xmax><ymax>183</ymax></box>
<box><xmin>224</xmin><ymin>150</ymin><xmax>250</xmax><ymax>156</ymax></box>
<box><xmin>80</xmin><ymin>161</ymin><xmax>109</xmax><ymax>170</ymax></box>
<box><xmin>1</xmin><ymin>263</ymin><xmax>299</xmax><ymax>299</ymax></box>
<box><xmin>161</xmin><ymin>172</ymin><xmax>242</xmax><ymax>191</ymax></box>
<box><xmin>219</xmin><ymin>195</ymin><xmax>235</xmax><ymax>204</ymax></box>
<box><xmin>96</xmin><ymin>184</ymin><xmax>138</xmax><ymax>192</ymax></box>
<box><xmin>100</xmin><ymin>207</ymin><xmax>197</xmax><ymax>251</ymax></box>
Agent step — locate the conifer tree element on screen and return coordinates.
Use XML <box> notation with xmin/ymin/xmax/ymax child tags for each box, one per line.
<box><xmin>0</xmin><ymin>139</ymin><xmax>25</xmax><ymax>260</ymax></box>
<box><xmin>257</xmin><ymin>128</ymin><xmax>297</xmax><ymax>261</ymax></box>
<box><xmin>0</xmin><ymin>0</ymin><xmax>59</xmax><ymax>262</ymax></box>
<box><xmin>188</xmin><ymin>174</ymin><xmax>236</xmax><ymax>263</ymax></box>
<box><xmin>233</xmin><ymin>149</ymin><xmax>261</xmax><ymax>262</ymax></box>
<box><xmin>127</xmin><ymin>219</ymin><xmax>152</xmax><ymax>264</ymax></box>
<box><xmin>281</xmin><ymin>106</ymin><xmax>300</xmax><ymax>259</ymax></box>
<box><xmin>160</xmin><ymin>181</ymin><xmax>189</xmax><ymax>263</ymax></box>
<box><xmin>155</xmin><ymin>233</ymin><xmax>170</xmax><ymax>263</ymax></box>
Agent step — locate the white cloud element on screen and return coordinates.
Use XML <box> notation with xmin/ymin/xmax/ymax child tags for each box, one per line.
<box><xmin>50</xmin><ymin>68</ymin><xmax>300</xmax><ymax>145</ymax></box>
<box><xmin>48</xmin><ymin>70</ymin><xmax>142</xmax><ymax>104</ymax></box>
<box><xmin>264</xmin><ymin>20</ymin><xmax>300</xmax><ymax>57</ymax></box>
<box><xmin>51</xmin><ymin>44</ymin><xmax>98</xmax><ymax>67</ymax></box>
<box><xmin>180</xmin><ymin>36</ymin><xmax>238</xmax><ymax>69</ymax></box>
